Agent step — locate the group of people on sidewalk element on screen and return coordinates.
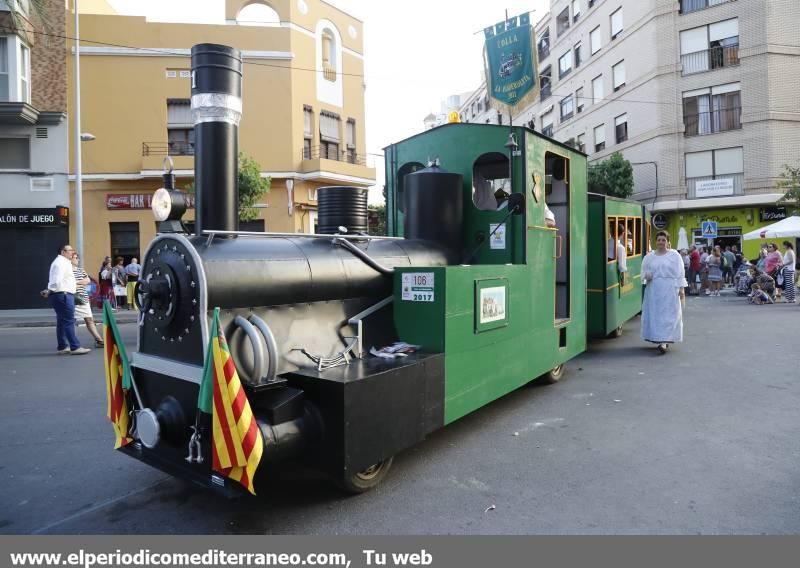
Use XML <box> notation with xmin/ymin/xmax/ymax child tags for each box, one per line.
<box><xmin>98</xmin><ymin>256</ymin><xmax>141</xmax><ymax>310</ymax></box>
<box><xmin>679</xmin><ymin>241</ymin><xmax>797</xmax><ymax>303</ymax></box>
<box><xmin>44</xmin><ymin>245</ymin><xmax>141</xmax><ymax>355</ymax></box>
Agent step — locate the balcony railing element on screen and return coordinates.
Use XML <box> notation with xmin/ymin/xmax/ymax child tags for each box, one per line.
<box><xmin>680</xmin><ymin>0</ymin><xmax>735</xmax><ymax>14</ymax></box>
<box><xmin>684</xmin><ymin>107</ymin><xmax>742</xmax><ymax>137</ymax></box>
<box><xmin>322</xmin><ymin>65</ymin><xmax>337</xmax><ymax>82</ymax></box>
<box><xmin>687</xmin><ymin>173</ymin><xmax>744</xmax><ymax>199</ymax></box>
<box><xmin>302</xmin><ymin>145</ymin><xmax>368</xmax><ymax>166</ymax></box>
<box><xmin>142</xmin><ymin>142</ymin><xmax>194</xmax><ymax>156</ymax></box>
<box><xmin>681</xmin><ymin>44</ymin><xmax>739</xmax><ymax>76</ymax></box>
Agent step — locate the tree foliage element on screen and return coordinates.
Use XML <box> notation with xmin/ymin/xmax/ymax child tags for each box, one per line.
<box><xmin>184</xmin><ymin>152</ymin><xmax>270</xmax><ymax>221</ymax></box>
<box><xmin>777</xmin><ymin>164</ymin><xmax>800</xmax><ymax>214</ymax></box>
<box><xmin>587</xmin><ymin>152</ymin><xmax>634</xmax><ymax>198</ymax></box>
<box><xmin>237</xmin><ymin>152</ymin><xmax>271</xmax><ymax>222</ymax></box>
<box><xmin>368</xmin><ymin>205</ymin><xmax>386</xmax><ymax>236</ymax></box>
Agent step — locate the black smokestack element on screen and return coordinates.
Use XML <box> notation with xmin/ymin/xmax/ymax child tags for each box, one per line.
<box><xmin>191</xmin><ymin>44</ymin><xmax>243</xmax><ymax>235</ymax></box>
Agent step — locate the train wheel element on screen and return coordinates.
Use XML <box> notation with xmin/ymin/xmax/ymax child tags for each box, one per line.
<box><xmin>338</xmin><ymin>457</ymin><xmax>394</xmax><ymax>494</ymax></box>
<box><xmin>542</xmin><ymin>364</ymin><xmax>565</xmax><ymax>384</ymax></box>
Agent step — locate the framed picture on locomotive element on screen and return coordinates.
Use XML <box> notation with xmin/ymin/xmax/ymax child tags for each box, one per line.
<box><xmin>105</xmin><ymin>43</ymin><xmax>646</xmax><ymax>496</ymax></box>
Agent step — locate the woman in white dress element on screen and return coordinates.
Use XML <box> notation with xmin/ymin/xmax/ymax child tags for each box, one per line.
<box><xmin>641</xmin><ymin>230</ymin><xmax>687</xmax><ymax>354</ymax></box>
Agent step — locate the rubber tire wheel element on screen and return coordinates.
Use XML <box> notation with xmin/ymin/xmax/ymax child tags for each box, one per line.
<box><xmin>541</xmin><ymin>364</ymin><xmax>565</xmax><ymax>385</ymax></box>
<box><xmin>338</xmin><ymin>457</ymin><xmax>394</xmax><ymax>494</ymax></box>
<box><xmin>609</xmin><ymin>326</ymin><xmax>623</xmax><ymax>338</ymax></box>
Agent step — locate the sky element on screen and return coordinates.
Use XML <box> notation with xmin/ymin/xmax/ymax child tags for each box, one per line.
<box><xmin>108</xmin><ymin>0</ymin><xmax>550</xmax><ymax>202</ymax></box>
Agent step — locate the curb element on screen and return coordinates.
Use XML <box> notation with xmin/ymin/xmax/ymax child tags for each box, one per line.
<box><xmin>0</xmin><ymin>316</ymin><xmax>139</xmax><ymax>329</ymax></box>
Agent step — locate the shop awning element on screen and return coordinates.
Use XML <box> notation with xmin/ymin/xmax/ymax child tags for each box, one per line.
<box><xmin>743</xmin><ymin>215</ymin><xmax>800</xmax><ymax>240</ymax></box>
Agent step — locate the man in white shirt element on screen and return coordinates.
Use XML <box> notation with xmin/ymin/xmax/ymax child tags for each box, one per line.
<box><xmin>47</xmin><ymin>244</ymin><xmax>90</xmax><ymax>355</ymax></box>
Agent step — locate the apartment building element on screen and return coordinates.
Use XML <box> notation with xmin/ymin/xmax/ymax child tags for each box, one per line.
<box><xmin>70</xmin><ymin>0</ymin><xmax>375</xmax><ymax>272</ymax></box>
<box><xmin>460</xmin><ymin>0</ymin><xmax>800</xmax><ymax>258</ymax></box>
<box><xmin>0</xmin><ymin>0</ymin><xmax>69</xmax><ymax>309</ymax></box>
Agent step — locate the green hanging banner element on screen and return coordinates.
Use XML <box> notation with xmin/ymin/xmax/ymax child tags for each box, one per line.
<box><xmin>484</xmin><ymin>20</ymin><xmax>538</xmax><ymax>111</ymax></box>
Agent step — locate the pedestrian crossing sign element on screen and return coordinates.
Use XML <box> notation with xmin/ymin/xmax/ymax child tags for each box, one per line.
<box><xmin>702</xmin><ymin>220</ymin><xmax>718</xmax><ymax>238</ymax></box>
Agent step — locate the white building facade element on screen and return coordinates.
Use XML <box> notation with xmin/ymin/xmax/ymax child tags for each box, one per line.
<box><xmin>458</xmin><ymin>0</ymin><xmax>800</xmax><ymax>254</ymax></box>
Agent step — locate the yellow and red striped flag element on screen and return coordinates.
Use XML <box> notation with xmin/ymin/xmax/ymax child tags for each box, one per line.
<box><xmin>102</xmin><ymin>301</ymin><xmax>133</xmax><ymax>449</ymax></box>
<box><xmin>198</xmin><ymin>308</ymin><xmax>263</xmax><ymax>495</ymax></box>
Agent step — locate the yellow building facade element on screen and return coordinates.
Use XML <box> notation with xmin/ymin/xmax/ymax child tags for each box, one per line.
<box><xmin>68</xmin><ymin>0</ymin><xmax>375</xmax><ymax>272</ymax></box>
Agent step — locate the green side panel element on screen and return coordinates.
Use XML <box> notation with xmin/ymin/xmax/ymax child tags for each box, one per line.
<box><xmin>393</xmin><ymin>267</ymin><xmax>447</xmax><ymax>352</ymax></box>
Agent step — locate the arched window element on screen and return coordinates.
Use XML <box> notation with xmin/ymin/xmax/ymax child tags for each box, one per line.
<box><xmin>321</xmin><ymin>28</ymin><xmax>337</xmax><ymax>81</ymax></box>
<box><xmin>236</xmin><ymin>2</ymin><xmax>280</xmax><ymax>26</ymax></box>
<box><xmin>472</xmin><ymin>153</ymin><xmax>510</xmax><ymax>211</ymax></box>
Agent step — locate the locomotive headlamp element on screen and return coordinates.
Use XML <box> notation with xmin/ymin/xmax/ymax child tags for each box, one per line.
<box><xmin>152</xmin><ymin>187</ymin><xmax>173</xmax><ymax>222</ymax></box>
<box><xmin>152</xmin><ymin>157</ymin><xmax>188</xmax><ymax>231</ymax></box>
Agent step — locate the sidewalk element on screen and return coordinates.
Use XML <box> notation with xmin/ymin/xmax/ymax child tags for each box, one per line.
<box><xmin>0</xmin><ymin>308</ymin><xmax>139</xmax><ymax>328</ymax></box>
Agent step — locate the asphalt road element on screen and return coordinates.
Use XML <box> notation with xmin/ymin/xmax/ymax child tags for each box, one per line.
<box><xmin>1</xmin><ymin>295</ymin><xmax>799</xmax><ymax>535</ymax></box>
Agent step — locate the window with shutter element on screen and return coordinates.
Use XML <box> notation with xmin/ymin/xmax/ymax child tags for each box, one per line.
<box><xmin>590</xmin><ymin>26</ymin><xmax>601</xmax><ymax>54</ymax></box>
<box><xmin>614</xmin><ymin>114</ymin><xmax>628</xmax><ymax>143</ymax></box>
<box><xmin>610</xmin><ymin>8</ymin><xmax>623</xmax><ymax>40</ymax></box>
<box><xmin>594</xmin><ymin>124</ymin><xmax>605</xmax><ymax>152</ymax></box>
<box><xmin>612</xmin><ymin>61</ymin><xmax>625</xmax><ymax>90</ymax></box>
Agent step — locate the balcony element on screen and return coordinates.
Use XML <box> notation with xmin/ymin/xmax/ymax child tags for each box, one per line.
<box><xmin>687</xmin><ymin>173</ymin><xmax>744</xmax><ymax>199</ymax></box>
<box><xmin>684</xmin><ymin>107</ymin><xmax>742</xmax><ymax>137</ymax></box>
<box><xmin>680</xmin><ymin>0</ymin><xmax>736</xmax><ymax>14</ymax></box>
<box><xmin>681</xmin><ymin>44</ymin><xmax>739</xmax><ymax>75</ymax></box>
<box><xmin>322</xmin><ymin>65</ymin><xmax>337</xmax><ymax>82</ymax></box>
<box><xmin>141</xmin><ymin>141</ymin><xmax>194</xmax><ymax>171</ymax></box>
<box><xmin>300</xmin><ymin>145</ymin><xmax>376</xmax><ymax>184</ymax></box>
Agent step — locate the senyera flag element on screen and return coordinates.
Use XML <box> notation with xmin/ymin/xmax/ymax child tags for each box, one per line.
<box><xmin>102</xmin><ymin>300</ymin><xmax>133</xmax><ymax>449</ymax></box>
<box><xmin>197</xmin><ymin>308</ymin><xmax>264</xmax><ymax>495</ymax></box>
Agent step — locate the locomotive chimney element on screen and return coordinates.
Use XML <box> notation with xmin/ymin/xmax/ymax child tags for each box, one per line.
<box><xmin>191</xmin><ymin>44</ymin><xmax>243</xmax><ymax>235</ymax></box>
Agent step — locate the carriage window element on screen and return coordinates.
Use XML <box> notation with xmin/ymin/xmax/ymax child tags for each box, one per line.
<box><xmin>472</xmin><ymin>152</ymin><xmax>510</xmax><ymax>211</ymax></box>
<box><xmin>634</xmin><ymin>218</ymin><xmax>642</xmax><ymax>255</ymax></box>
<box><xmin>396</xmin><ymin>162</ymin><xmax>424</xmax><ymax>213</ymax></box>
<box><xmin>626</xmin><ymin>217</ymin><xmax>635</xmax><ymax>256</ymax></box>
<box><xmin>607</xmin><ymin>216</ymin><xmax>618</xmax><ymax>260</ymax></box>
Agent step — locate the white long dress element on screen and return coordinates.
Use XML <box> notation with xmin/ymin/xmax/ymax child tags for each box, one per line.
<box><xmin>641</xmin><ymin>249</ymin><xmax>687</xmax><ymax>343</ymax></box>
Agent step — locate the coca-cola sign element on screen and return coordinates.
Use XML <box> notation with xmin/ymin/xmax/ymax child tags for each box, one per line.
<box><xmin>106</xmin><ymin>193</ymin><xmax>195</xmax><ymax>210</ymax></box>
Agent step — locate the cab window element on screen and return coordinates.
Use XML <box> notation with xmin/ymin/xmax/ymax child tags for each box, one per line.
<box><xmin>472</xmin><ymin>152</ymin><xmax>510</xmax><ymax>211</ymax></box>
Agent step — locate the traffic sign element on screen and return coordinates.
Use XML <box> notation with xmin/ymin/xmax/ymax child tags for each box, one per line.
<box><xmin>701</xmin><ymin>220</ymin><xmax>718</xmax><ymax>238</ymax></box>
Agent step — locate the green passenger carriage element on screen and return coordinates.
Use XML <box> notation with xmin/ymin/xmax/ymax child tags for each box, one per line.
<box><xmin>586</xmin><ymin>194</ymin><xmax>648</xmax><ymax>338</ymax></box>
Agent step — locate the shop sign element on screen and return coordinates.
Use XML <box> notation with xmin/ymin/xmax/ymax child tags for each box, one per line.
<box><xmin>759</xmin><ymin>206</ymin><xmax>787</xmax><ymax>222</ymax></box>
<box><xmin>719</xmin><ymin>228</ymin><xmax>742</xmax><ymax>237</ymax></box>
<box><xmin>107</xmin><ymin>193</ymin><xmax>194</xmax><ymax>210</ymax></box>
<box><xmin>652</xmin><ymin>213</ymin><xmax>668</xmax><ymax>230</ymax></box>
<box><xmin>0</xmin><ymin>207</ymin><xmax>69</xmax><ymax>228</ymax></box>
<box><xmin>695</xmin><ymin>178</ymin><xmax>734</xmax><ymax>198</ymax></box>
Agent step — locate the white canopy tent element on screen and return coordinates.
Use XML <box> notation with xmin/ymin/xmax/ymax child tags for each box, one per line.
<box><xmin>743</xmin><ymin>215</ymin><xmax>800</xmax><ymax>240</ymax></box>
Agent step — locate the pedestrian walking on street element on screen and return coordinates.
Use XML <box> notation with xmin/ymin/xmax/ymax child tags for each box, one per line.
<box><xmin>706</xmin><ymin>246</ymin><xmax>723</xmax><ymax>296</ymax></box>
<box><xmin>46</xmin><ymin>245</ymin><xmax>90</xmax><ymax>355</ymax></box>
<box><xmin>781</xmin><ymin>241</ymin><xmax>796</xmax><ymax>304</ymax></box>
<box><xmin>71</xmin><ymin>253</ymin><xmax>104</xmax><ymax>347</ymax></box>
<box><xmin>641</xmin><ymin>230</ymin><xmax>687</xmax><ymax>354</ymax></box>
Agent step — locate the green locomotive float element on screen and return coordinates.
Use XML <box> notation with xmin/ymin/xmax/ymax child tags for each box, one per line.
<box><xmin>109</xmin><ymin>48</ymin><xmax>650</xmax><ymax>494</ymax></box>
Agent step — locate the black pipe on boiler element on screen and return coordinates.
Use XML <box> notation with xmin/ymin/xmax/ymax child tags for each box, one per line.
<box><xmin>191</xmin><ymin>44</ymin><xmax>242</xmax><ymax>236</ymax></box>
